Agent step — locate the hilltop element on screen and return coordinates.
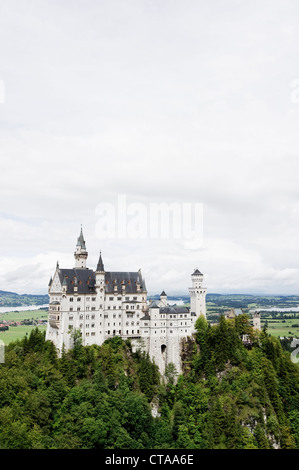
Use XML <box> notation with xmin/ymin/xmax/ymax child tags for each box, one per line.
<box><xmin>0</xmin><ymin>314</ymin><xmax>298</xmax><ymax>449</ymax></box>
<box><xmin>0</xmin><ymin>290</ymin><xmax>49</xmax><ymax>307</ymax></box>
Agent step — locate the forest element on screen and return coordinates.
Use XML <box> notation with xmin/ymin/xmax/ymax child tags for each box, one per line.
<box><xmin>0</xmin><ymin>314</ymin><xmax>298</xmax><ymax>449</ymax></box>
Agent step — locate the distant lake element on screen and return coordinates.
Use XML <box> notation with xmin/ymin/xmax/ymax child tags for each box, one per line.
<box><xmin>0</xmin><ymin>304</ymin><xmax>49</xmax><ymax>314</ymax></box>
<box><xmin>250</xmin><ymin>306</ymin><xmax>299</xmax><ymax>313</ymax></box>
<box><xmin>168</xmin><ymin>300</ymin><xmax>185</xmax><ymax>306</ymax></box>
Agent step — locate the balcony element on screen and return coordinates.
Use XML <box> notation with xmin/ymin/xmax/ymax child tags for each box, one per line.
<box><xmin>49</xmin><ymin>313</ymin><xmax>60</xmax><ymax>329</ymax></box>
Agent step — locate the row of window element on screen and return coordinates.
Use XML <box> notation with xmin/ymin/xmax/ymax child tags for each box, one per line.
<box><xmin>69</xmin><ymin>295</ymin><xmax>144</xmax><ymax>302</ymax></box>
<box><xmin>69</xmin><ymin>327</ymin><xmax>140</xmax><ymax>336</ymax></box>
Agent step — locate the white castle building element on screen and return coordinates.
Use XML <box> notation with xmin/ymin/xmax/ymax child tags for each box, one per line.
<box><xmin>46</xmin><ymin>228</ymin><xmax>207</xmax><ymax>375</ymax></box>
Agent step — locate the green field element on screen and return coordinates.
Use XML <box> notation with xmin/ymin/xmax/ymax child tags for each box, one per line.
<box><xmin>0</xmin><ymin>324</ymin><xmax>47</xmax><ymax>345</ymax></box>
<box><xmin>0</xmin><ymin>309</ymin><xmax>48</xmax><ymax>345</ymax></box>
<box><xmin>262</xmin><ymin>318</ymin><xmax>299</xmax><ymax>338</ymax></box>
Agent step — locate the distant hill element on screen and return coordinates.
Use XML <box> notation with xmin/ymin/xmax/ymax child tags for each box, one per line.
<box><xmin>0</xmin><ymin>290</ymin><xmax>49</xmax><ymax>307</ymax></box>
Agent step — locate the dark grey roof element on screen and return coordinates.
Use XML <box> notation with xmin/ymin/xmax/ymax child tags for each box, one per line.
<box><xmin>149</xmin><ymin>300</ymin><xmax>160</xmax><ymax>308</ymax></box>
<box><xmin>58</xmin><ymin>269</ymin><xmax>96</xmax><ymax>294</ymax></box>
<box><xmin>96</xmin><ymin>252</ymin><xmax>104</xmax><ymax>272</ymax></box>
<box><xmin>159</xmin><ymin>306</ymin><xmax>189</xmax><ymax>314</ymax></box>
<box><xmin>104</xmin><ymin>271</ymin><xmax>146</xmax><ymax>294</ymax></box>
<box><xmin>192</xmin><ymin>268</ymin><xmax>203</xmax><ymax>275</ymax></box>
<box><xmin>160</xmin><ymin>290</ymin><xmax>167</xmax><ymax>296</ymax></box>
<box><xmin>76</xmin><ymin>227</ymin><xmax>86</xmax><ymax>250</ymax></box>
<box><xmin>58</xmin><ymin>268</ymin><xmax>146</xmax><ymax>295</ymax></box>
<box><xmin>140</xmin><ymin>313</ymin><xmax>150</xmax><ymax>321</ymax></box>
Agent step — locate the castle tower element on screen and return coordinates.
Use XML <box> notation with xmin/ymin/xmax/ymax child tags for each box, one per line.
<box><xmin>74</xmin><ymin>226</ymin><xmax>88</xmax><ymax>268</ymax></box>
<box><xmin>252</xmin><ymin>311</ymin><xmax>261</xmax><ymax>330</ymax></box>
<box><xmin>159</xmin><ymin>290</ymin><xmax>167</xmax><ymax>306</ymax></box>
<box><xmin>95</xmin><ymin>252</ymin><xmax>105</xmax><ymax>290</ymax></box>
<box><xmin>189</xmin><ymin>268</ymin><xmax>207</xmax><ymax>324</ymax></box>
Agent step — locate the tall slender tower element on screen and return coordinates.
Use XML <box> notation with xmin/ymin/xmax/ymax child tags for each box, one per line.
<box><xmin>189</xmin><ymin>268</ymin><xmax>207</xmax><ymax>322</ymax></box>
<box><xmin>74</xmin><ymin>226</ymin><xmax>88</xmax><ymax>268</ymax></box>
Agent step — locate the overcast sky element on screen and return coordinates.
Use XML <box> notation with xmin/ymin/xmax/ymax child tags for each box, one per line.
<box><xmin>1</xmin><ymin>0</ymin><xmax>299</xmax><ymax>296</ymax></box>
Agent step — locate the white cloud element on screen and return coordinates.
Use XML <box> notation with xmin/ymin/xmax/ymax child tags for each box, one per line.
<box><xmin>0</xmin><ymin>1</ymin><xmax>299</xmax><ymax>295</ymax></box>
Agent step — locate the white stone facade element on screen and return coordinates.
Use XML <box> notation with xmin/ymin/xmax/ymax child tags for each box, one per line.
<box><xmin>46</xmin><ymin>229</ymin><xmax>207</xmax><ymax>375</ymax></box>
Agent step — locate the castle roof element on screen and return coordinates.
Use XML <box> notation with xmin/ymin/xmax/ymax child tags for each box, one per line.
<box><xmin>149</xmin><ymin>300</ymin><xmax>160</xmax><ymax>308</ymax></box>
<box><xmin>192</xmin><ymin>268</ymin><xmax>203</xmax><ymax>275</ymax></box>
<box><xmin>96</xmin><ymin>252</ymin><xmax>104</xmax><ymax>272</ymax></box>
<box><xmin>159</xmin><ymin>306</ymin><xmax>189</xmax><ymax>314</ymax></box>
<box><xmin>76</xmin><ymin>227</ymin><xmax>86</xmax><ymax>250</ymax></box>
<box><xmin>160</xmin><ymin>290</ymin><xmax>167</xmax><ymax>296</ymax></box>
<box><xmin>57</xmin><ymin>268</ymin><xmax>146</xmax><ymax>294</ymax></box>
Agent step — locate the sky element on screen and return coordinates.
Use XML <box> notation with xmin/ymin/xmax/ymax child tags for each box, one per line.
<box><xmin>1</xmin><ymin>0</ymin><xmax>299</xmax><ymax>296</ymax></box>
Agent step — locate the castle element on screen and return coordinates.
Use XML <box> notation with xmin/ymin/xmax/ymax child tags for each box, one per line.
<box><xmin>46</xmin><ymin>228</ymin><xmax>207</xmax><ymax>375</ymax></box>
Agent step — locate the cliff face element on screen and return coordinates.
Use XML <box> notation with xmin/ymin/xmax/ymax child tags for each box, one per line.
<box><xmin>180</xmin><ymin>335</ymin><xmax>199</xmax><ymax>376</ymax></box>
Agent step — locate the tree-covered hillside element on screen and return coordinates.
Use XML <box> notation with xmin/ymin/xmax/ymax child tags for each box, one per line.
<box><xmin>0</xmin><ymin>290</ymin><xmax>48</xmax><ymax>307</ymax></box>
<box><xmin>0</xmin><ymin>315</ymin><xmax>298</xmax><ymax>449</ymax></box>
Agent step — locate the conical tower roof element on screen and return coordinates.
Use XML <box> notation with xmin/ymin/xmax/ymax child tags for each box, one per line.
<box><xmin>96</xmin><ymin>252</ymin><xmax>105</xmax><ymax>272</ymax></box>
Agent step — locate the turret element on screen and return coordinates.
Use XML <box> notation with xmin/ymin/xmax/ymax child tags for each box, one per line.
<box><xmin>160</xmin><ymin>290</ymin><xmax>167</xmax><ymax>306</ymax></box>
<box><xmin>189</xmin><ymin>267</ymin><xmax>207</xmax><ymax>323</ymax></box>
<box><xmin>95</xmin><ymin>252</ymin><xmax>105</xmax><ymax>291</ymax></box>
<box><xmin>74</xmin><ymin>226</ymin><xmax>88</xmax><ymax>268</ymax></box>
<box><xmin>252</xmin><ymin>311</ymin><xmax>261</xmax><ymax>330</ymax></box>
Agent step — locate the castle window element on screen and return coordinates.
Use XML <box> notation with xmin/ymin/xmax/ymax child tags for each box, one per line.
<box><xmin>91</xmin><ymin>307</ymin><xmax>95</xmax><ymax>311</ymax></box>
<box><xmin>86</xmin><ymin>306</ymin><xmax>90</xmax><ymax>310</ymax></box>
<box><xmin>92</xmin><ymin>297</ymin><xmax>96</xmax><ymax>301</ymax></box>
<box><xmin>70</xmin><ymin>298</ymin><xmax>73</xmax><ymax>302</ymax></box>
<box><xmin>91</xmin><ymin>314</ymin><xmax>95</xmax><ymax>319</ymax></box>
<box><xmin>137</xmin><ymin>330</ymin><xmax>139</xmax><ymax>334</ymax></box>
<box><xmin>91</xmin><ymin>323</ymin><xmax>95</xmax><ymax>328</ymax></box>
<box><xmin>79</xmin><ymin>314</ymin><xmax>83</xmax><ymax>319</ymax></box>
<box><xmin>137</xmin><ymin>305</ymin><xmax>139</xmax><ymax>309</ymax></box>
<box><xmin>77</xmin><ymin>307</ymin><xmax>80</xmax><ymax>311</ymax></box>
<box><xmin>86</xmin><ymin>297</ymin><xmax>90</xmax><ymax>302</ymax></box>
<box><xmin>91</xmin><ymin>332</ymin><xmax>95</xmax><ymax>336</ymax></box>
<box><xmin>109</xmin><ymin>297</ymin><xmax>113</xmax><ymax>301</ymax></box>
<box><xmin>86</xmin><ymin>332</ymin><xmax>89</xmax><ymax>336</ymax></box>
<box><xmin>77</xmin><ymin>297</ymin><xmax>81</xmax><ymax>302</ymax></box>
<box><xmin>133</xmin><ymin>297</ymin><xmax>137</xmax><ymax>300</ymax></box>
<box><xmin>86</xmin><ymin>315</ymin><xmax>89</xmax><ymax>320</ymax></box>
<box><xmin>125</xmin><ymin>297</ymin><xmax>129</xmax><ymax>301</ymax></box>
<box><xmin>117</xmin><ymin>297</ymin><xmax>122</xmax><ymax>300</ymax></box>
<box><xmin>70</xmin><ymin>307</ymin><xmax>73</xmax><ymax>311</ymax></box>
<box><xmin>113</xmin><ymin>306</ymin><xmax>116</xmax><ymax>309</ymax></box>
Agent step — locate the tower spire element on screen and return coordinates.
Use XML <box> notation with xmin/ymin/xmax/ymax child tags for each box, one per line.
<box><xmin>96</xmin><ymin>251</ymin><xmax>104</xmax><ymax>272</ymax></box>
<box><xmin>74</xmin><ymin>226</ymin><xmax>88</xmax><ymax>268</ymax></box>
